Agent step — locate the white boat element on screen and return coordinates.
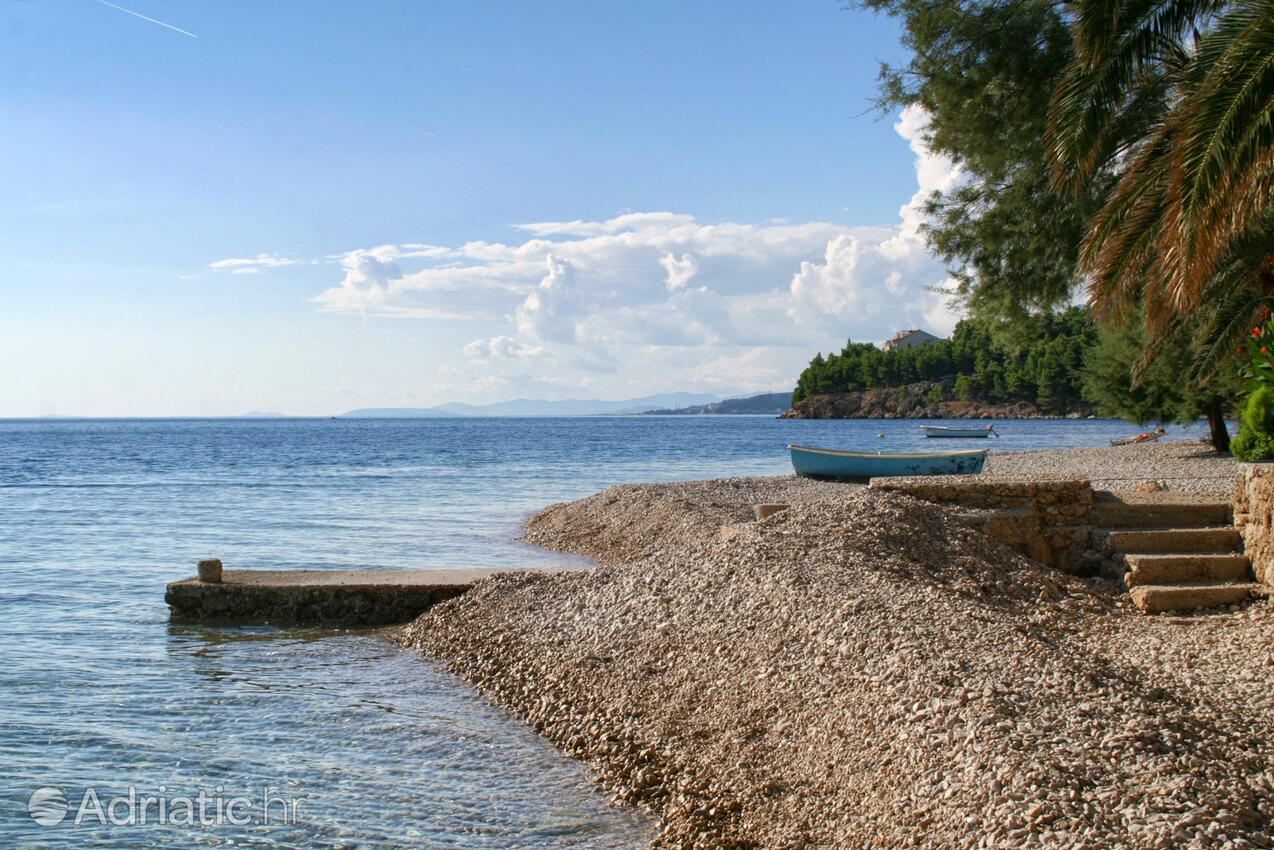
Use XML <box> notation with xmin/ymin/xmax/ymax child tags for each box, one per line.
<box><xmin>921</xmin><ymin>424</ymin><xmax>998</xmax><ymax>438</ymax></box>
<box><xmin>920</xmin><ymin>424</ymin><xmax>998</xmax><ymax>438</ymax></box>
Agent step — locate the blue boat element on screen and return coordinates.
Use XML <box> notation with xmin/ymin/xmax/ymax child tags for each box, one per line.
<box><xmin>788</xmin><ymin>443</ymin><xmax>987</xmax><ymax>480</ymax></box>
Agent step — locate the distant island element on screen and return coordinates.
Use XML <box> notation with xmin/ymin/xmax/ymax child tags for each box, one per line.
<box><xmin>641</xmin><ymin>392</ymin><xmax>793</xmax><ymax>415</ymax></box>
<box><xmin>339</xmin><ymin>392</ymin><xmax>722</xmax><ymax>418</ymax></box>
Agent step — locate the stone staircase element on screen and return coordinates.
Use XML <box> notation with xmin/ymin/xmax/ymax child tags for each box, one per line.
<box><xmin>1093</xmin><ymin>491</ymin><xmax>1260</xmax><ymax>613</ymax></box>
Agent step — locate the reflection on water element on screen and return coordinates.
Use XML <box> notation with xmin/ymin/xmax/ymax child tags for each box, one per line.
<box><xmin>0</xmin><ymin>416</ymin><xmax>1211</xmax><ymax>847</ymax></box>
<box><xmin>5</xmin><ymin>627</ymin><xmax>651</xmax><ymax>848</ymax></box>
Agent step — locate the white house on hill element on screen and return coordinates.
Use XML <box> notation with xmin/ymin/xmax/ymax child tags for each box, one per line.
<box><xmin>882</xmin><ymin>328</ymin><xmax>943</xmax><ymax>351</ymax></box>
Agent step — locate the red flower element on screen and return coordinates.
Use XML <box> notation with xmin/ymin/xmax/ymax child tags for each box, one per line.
<box><xmin>1238</xmin><ymin>347</ymin><xmax>1245</xmax><ymax>353</ymax></box>
<box><xmin>1255</xmin><ymin>327</ymin><xmax>1264</xmax><ymax>338</ymax></box>
<box><xmin>1262</xmin><ymin>347</ymin><xmax>1268</xmax><ymax>354</ymax></box>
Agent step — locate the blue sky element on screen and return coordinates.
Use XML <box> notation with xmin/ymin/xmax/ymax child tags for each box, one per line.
<box><xmin>1</xmin><ymin>0</ymin><xmax>961</xmax><ymax>416</ymax></box>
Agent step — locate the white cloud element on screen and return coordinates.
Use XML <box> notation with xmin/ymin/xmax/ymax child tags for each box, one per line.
<box><xmin>455</xmin><ymin>371</ymin><xmax>599</xmax><ymax>400</ymax></box>
<box><xmin>513</xmin><ymin>255</ymin><xmax>578</xmax><ymax>343</ymax></box>
<box><xmin>570</xmin><ymin>346</ymin><xmax>621</xmax><ymax>373</ymax></box>
<box><xmin>785</xmin><ymin>105</ymin><xmax>964</xmax><ymax>340</ymax></box>
<box><xmin>311</xmin><ymin>244</ymin><xmax>496</xmax><ymax>320</ymax></box>
<box><xmin>788</xmin><ymin>235</ymin><xmax>865</xmax><ymax>317</ymax></box>
<box><xmin>307</xmin><ymin>215</ymin><xmax>884</xmax><ymax>345</ymax></box>
<box><xmin>259</xmin><ymin>105</ymin><xmax>968</xmax><ymax>397</ymax></box>
<box><xmin>463</xmin><ymin>335</ymin><xmax>547</xmax><ymax>360</ymax></box>
<box><xmin>922</xmin><ymin>279</ymin><xmax>962</xmax><ymax>337</ymax></box>
<box><xmin>514</xmin><ymin>212</ymin><xmax>696</xmax><ymax>238</ymax></box>
<box><xmin>208</xmin><ymin>253</ymin><xmax>300</xmax><ymax>274</ymax></box>
<box><xmin>680</xmin><ymin>346</ymin><xmax>795</xmax><ymax>393</ymax></box>
<box><xmin>658</xmin><ymin>252</ymin><xmax>699</xmax><ymax>291</ymax></box>
<box><xmin>890</xmin><ymin>104</ymin><xmax>963</xmax><ymax>247</ymax></box>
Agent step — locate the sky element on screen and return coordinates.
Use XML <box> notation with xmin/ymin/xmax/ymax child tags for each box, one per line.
<box><xmin>0</xmin><ymin>0</ymin><xmax>963</xmax><ymax>417</ymax></box>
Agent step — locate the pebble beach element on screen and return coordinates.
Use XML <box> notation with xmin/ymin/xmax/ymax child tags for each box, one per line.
<box><xmin>395</xmin><ymin>441</ymin><xmax>1273</xmax><ymax>849</ymax></box>
<box><xmin>985</xmin><ymin>439</ymin><xmax>1240</xmax><ymax>494</ymax></box>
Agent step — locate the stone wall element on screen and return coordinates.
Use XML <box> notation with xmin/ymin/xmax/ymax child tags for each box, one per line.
<box><xmin>870</xmin><ymin>477</ymin><xmax>1095</xmax><ymax>574</ymax></box>
<box><xmin>1233</xmin><ymin>465</ymin><xmax>1274</xmax><ymax>585</ymax></box>
<box><xmin>165</xmin><ymin>580</ymin><xmax>467</xmax><ymax>626</ymax></box>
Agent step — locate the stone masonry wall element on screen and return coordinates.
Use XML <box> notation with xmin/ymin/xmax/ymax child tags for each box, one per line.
<box><xmin>870</xmin><ymin>477</ymin><xmax>1095</xmax><ymax>574</ymax></box>
<box><xmin>165</xmin><ymin>581</ymin><xmax>467</xmax><ymax>626</ymax></box>
<box><xmin>1233</xmin><ymin>465</ymin><xmax>1274</xmax><ymax>586</ymax></box>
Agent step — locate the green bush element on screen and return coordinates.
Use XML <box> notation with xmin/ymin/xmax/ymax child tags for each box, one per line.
<box><xmin>1231</xmin><ymin>387</ymin><xmax>1274</xmax><ymax>461</ymax></box>
<box><xmin>926</xmin><ymin>384</ymin><xmax>943</xmax><ymax>404</ymax></box>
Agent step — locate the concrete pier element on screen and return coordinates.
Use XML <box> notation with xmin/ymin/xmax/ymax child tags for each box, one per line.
<box><xmin>166</xmin><ymin>568</ymin><xmax>554</xmax><ymax>626</ymax></box>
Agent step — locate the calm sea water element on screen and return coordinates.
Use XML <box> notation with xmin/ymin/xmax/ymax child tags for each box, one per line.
<box><xmin>0</xmin><ymin>416</ymin><xmax>1212</xmax><ymax>848</ymax></box>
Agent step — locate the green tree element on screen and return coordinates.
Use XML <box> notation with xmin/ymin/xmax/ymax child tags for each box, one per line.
<box><xmin>1035</xmin><ymin>339</ymin><xmax>1071</xmax><ymax>411</ymax></box>
<box><xmin>792</xmin><ymin>352</ymin><xmax>826</xmax><ymax>404</ymax></box>
<box><xmin>1003</xmin><ymin>360</ymin><xmax>1030</xmax><ymax>400</ymax></box>
<box><xmin>1082</xmin><ymin>316</ymin><xmax>1237</xmax><ymax>451</ymax></box>
<box><xmin>850</xmin><ymin>0</ymin><xmax>1103</xmax><ymax>328</ymax></box>
<box><xmin>791</xmin><ymin>309</ymin><xmax>1095</xmax><ymax>412</ymax></box>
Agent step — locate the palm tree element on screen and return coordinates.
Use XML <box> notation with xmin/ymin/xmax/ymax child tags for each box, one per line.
<box><xmin>1046</xmin><ymin>0</ymin><xmax>1274</xmax><ymax>352</ymax></box>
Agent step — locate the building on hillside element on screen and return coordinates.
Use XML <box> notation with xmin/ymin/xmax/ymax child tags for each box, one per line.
<box><xmin>882</xmin><ymin>328</ymin><xmax>943</xmax><ymax>352</ymax></box>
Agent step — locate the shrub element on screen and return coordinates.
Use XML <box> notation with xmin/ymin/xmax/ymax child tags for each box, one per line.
<box><xmin>1240</xmin><ymin>318</ymin><xmax>1274</xmax><ymax>394</ymax></box>
<box><xmin>1231</xmin><ymin>387</ymin><xmax>1274</xmax><ymax>462</ymax></box>
<box><xmin>926</xmin><ymin>384</ymin><xmax>943</xmax><ymax>405</ymax></box>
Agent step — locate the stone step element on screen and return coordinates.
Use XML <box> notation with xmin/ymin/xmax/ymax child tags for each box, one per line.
<box><xmin>1129</xmin><ymin>582</ymin><xmax>1257</xmax><ymax>614</ymax></box>
<box><xmin>1103</xmin><ymin>527</ymin><xmax>1243</xmax><ymax>555</ymax></box>
<box><xmin>1091</xmin><ymin>491</ymin><xmax>1231</xmax><ymax>529</ymax></box>
<box><xmin>1124</xmin><ymin>553</ymin><xmax>1252</xmax><ymax>587</ymax></box>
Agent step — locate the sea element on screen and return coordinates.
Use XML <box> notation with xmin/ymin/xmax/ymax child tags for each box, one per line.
<box><xmin>0</xmin><ymin>415</ymin><xmax>1215</xmax><ymax>849</ymax></box>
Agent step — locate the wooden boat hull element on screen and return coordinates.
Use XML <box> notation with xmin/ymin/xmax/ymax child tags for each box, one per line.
<box><xmin>920</xmin><ymin>425</ymin><xmax>995</xmax><ymax>438</ymax></box>
<box><xmin>788</xmin><ymin>444</ymin><xmax>987</xmax><ymax>480</ymax></box>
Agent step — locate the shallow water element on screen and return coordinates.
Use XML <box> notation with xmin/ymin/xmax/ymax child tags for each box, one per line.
<box><xmin>0</xmin><ymin>416</ymin><xmax>1211</xmax><ymax>847</ymax></box>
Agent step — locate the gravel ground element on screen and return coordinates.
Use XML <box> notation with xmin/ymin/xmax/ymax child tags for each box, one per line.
<box><xmin>987</xmin><ymin>439</ymin><xmax>1238</xmax><ymax>493</ymax></box>
<box><xmin>520</xmin><ymin>476</ymin><xmax>849</xmax><ymax>566</ymax></box>
<box><xmin>396</xmin><ymin>472</ymin><xmax>1274</xmax><ymax>850</ymax></box>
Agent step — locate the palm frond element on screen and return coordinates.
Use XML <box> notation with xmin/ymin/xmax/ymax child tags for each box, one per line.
<box><xmin>1048</xmin><ymin>0</ymin><xmax>1230</xmax><ymax>192</ymax></box>
<box><xmin>1053</xmin><ymin>0</ymin><xmax>1274</xmax><ymax>350</ymax></box>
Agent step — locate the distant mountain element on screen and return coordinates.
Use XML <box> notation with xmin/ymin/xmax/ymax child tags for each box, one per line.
<box><xmin>431</xmin><ymin>393</ymin><xmax>723</xmax><ymax>417</ymax></box>
<box><xmin>338</xmin><ymin>407</ymin><xmax>461</xmax><ymax>418</ymax></box>
<box><xmin>338</xmin><ymin>393</ymin><xmax>723</xmax><ymax>418</ymax></box>
<box><xmin>642</xmin><ymin>391</ymin><xmax>793</xmax><ymax>415</ymax></box>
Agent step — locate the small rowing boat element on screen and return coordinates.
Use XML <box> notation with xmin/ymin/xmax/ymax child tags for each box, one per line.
<box><xmin>788</xmin><ymin>444</ymin><xmax>988</xmax><ymax>480</ymax></box>
<box><xmin>920</xmin><ymin>424</ymin><xmax>998</xmax><ymax>438</ymax></box>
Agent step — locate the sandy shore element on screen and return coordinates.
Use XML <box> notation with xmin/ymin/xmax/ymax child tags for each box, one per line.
<box><xmin>395</xmin><ymin>442</ymin><xmax>1271</xmax><ymax>849</ymax></box>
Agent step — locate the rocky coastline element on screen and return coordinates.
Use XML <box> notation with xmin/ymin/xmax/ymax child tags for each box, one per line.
<box><xmin>781</xmin><ymin>381</ymin><xmax>1093</xmax><ymax>419</ymax></box>
<box><xmin>394</xmin><ymin>445</ymin><xmax>1272</xmax><ymax>849</ymax></box>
